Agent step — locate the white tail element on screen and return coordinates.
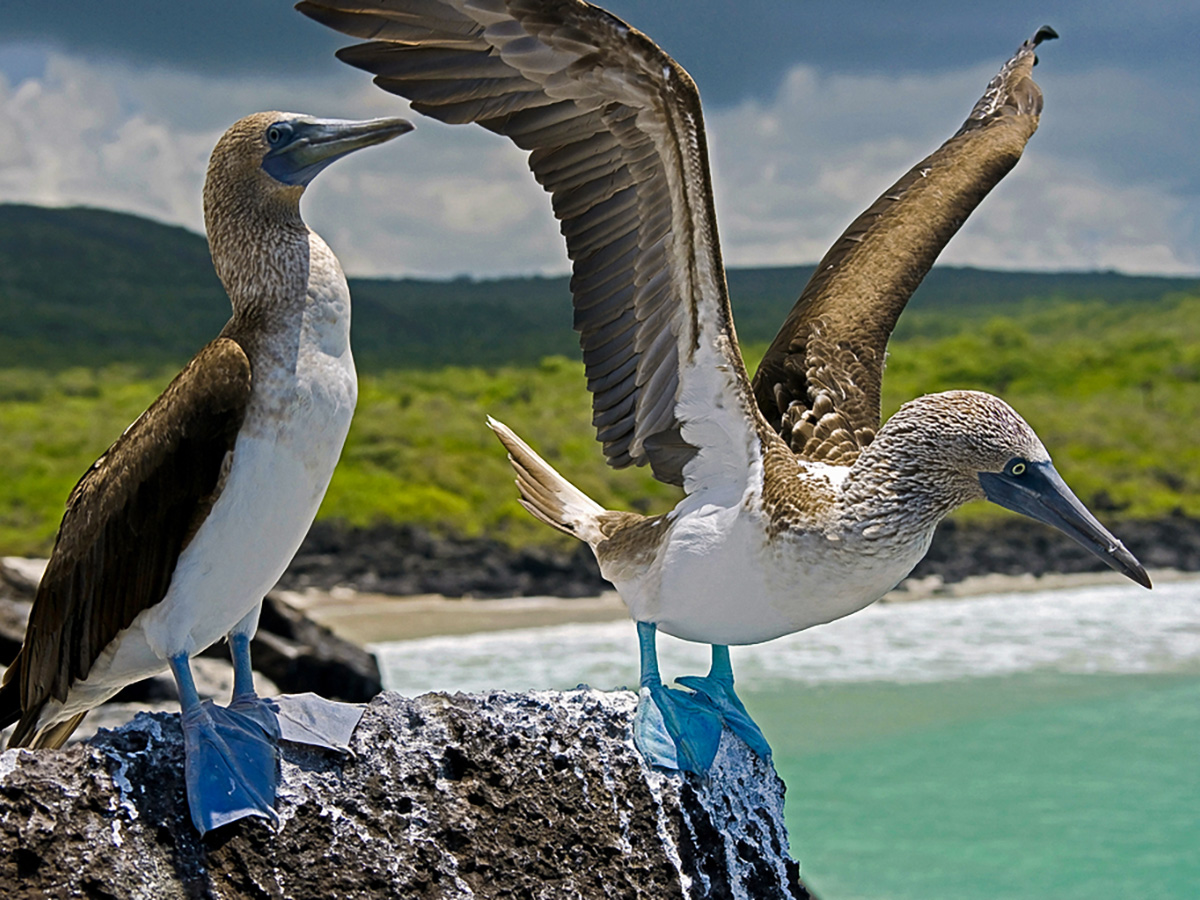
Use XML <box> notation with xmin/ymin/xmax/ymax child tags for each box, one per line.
<box><xmin>487</xmin><ymin>417</ymin><xmax>607</xmax><ymax>546</ymax></box>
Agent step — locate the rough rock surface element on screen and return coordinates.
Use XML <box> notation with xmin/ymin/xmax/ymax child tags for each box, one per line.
<box><xmin>0</xmin><ymin>690</ymin><xmax>811</xmax><ymax>899</ymax></box>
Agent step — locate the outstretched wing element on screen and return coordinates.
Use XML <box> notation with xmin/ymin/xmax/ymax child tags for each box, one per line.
<box><xmin>298</xmin><ymin>0</ymin><xmax>768</xmax><ymax>493</ymax></box>
<box><xmin>3</xmin><ymin>338</ymin><xmax>251</xmax><ymax>746</ymax></box>
<box><xmin>751</xmin><ymin>27</ymin><xmax>1056</xmax><ymax>465</ymax></box>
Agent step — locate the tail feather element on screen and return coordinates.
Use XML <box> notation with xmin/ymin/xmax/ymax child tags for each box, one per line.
<box><xmin>1</xmin><ymin>654</ymin><xmax>85</xmax><ymax>749</ymax></box>
<box><xmin>487</xmin><ymin>417</ymin><xmax>607</xmax><ymax>546</ymax></box>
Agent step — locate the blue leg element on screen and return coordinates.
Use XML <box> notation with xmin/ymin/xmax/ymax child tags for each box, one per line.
<box><xmin>676</xmin><ymin>645</ymin><xmax>772</xmax><ymax>761</ymax></box>
<box><xmin>169</xmin><ymin>652</ymin><xmax>279</xmax><ymax>835</ymax></box>
<box><xmin>227</xmin><ymin>625</ymin><xmax>363</xmax><ymax>753</ymax></box>
<box><xmin>632</xmin><ymin>622</ymin><xmax>723</xmax><ymax>773</ymax></box>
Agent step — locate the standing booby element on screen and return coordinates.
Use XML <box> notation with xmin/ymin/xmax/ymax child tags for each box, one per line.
<box><xmin>0</xmin><ymin>112</ymin><xmax>412</xmax><ymax>830</ymax></box>
<box><xmin>298</xmin><ymin>0</ymin><xmax>1150</xmax><ymax>773</ymax></box>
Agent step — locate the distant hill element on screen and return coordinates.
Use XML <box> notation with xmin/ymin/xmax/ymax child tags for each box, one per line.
<box><xmin>2</xmin><ymin>204</ymin><xmax>1196</xmax><ymax>371</ymax></box>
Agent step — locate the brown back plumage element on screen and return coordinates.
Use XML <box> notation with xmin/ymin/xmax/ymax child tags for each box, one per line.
<box><xmin>751</xmin><ymin>27</ymin><xmax>1056</xmax><ymax>464</ymax></box>
<box><xmin>0</xmin><ymin>339</ymin><xmax>251</xmax><ymax>747</ymax></box>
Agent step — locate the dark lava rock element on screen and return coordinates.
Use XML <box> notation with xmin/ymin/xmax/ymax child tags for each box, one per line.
<box><xmin>0</xmin><ymin>690</ymin><xmax>812</xmax><ymax>899</ymax></box>
<box><xmin>283</xmin><ymin>515</ymin><xmax>1200</xmax><ymax>601</ymax></box>
<box><xmin>281</xmin><ymin>521</ymin><xmax>609</xmax><ymax>598</ymax></box>
<box><xmin>909</xmin><ymin>512</ymin><xmax>1200</xmax><ymax>584</ymax></box>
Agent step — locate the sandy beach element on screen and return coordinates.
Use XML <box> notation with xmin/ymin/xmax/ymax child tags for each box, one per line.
<box><xmin>279</xmin><ymin>567</ymin><xmax>1192</xmax><ymax>647</ymax></box>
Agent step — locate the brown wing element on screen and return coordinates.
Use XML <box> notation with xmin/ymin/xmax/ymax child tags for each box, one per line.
<box><xmin>2</xmin><ymin>338</ymin><xmax>251</xmax><ymax>746</ymax></box>
<box><xmin>298</xmin><ymin>0</ymin><xmax>766</xmax><ymax>492</ymax></box>
<box><xmin>751</xmin><ymin>27</ymin><xmax>1057</xmax><ymax>465</ymax></box>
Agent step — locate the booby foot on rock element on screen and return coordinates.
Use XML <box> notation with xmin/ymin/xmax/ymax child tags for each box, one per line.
<box><xmin>227</xmin><ymin>632</ymin><xmax>364</xmax><ymax>752</ymax></box>
<box><xmin>676</xmin><ymin>645</ymin><xmax>772</xmax><ymax>762</ymax></box>
<box><xmin>633</xmin><ymin>622</ymin><xmax>723</xmax><ymax>773</ymax></box>
<box><xmin>171</xmin><ymin>654</ymin><xmax>281</xmax><ymax>835</ymax></box>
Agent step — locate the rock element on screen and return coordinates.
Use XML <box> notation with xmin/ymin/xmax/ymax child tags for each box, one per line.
<box><xmin>907</xmin><ymin>514</ymin><xmax>1200</xmax><ymax>584</ymax></box>
<box><xmin>0</xmin><ymin>690</ymin><xmax>812</xmax><ymax>899</ymax></box>
<box><xmin>0</xmin><ymin>558</ymin><xmax>45</xmax><ymax>599</ymax></box>
<box><xmin>0</xmin><ymin>597</ymin><xmax>29</xmax><ymax>665</ymax></box>
<box><xmin>282</xmin><ymin>522</ymin><xmax>609</xmax><ymax>598</ymax></box>
<box><xmin>282</xmin><ymin>515</ymin><xmax>1200</xmax><ymax>601</ymax></box>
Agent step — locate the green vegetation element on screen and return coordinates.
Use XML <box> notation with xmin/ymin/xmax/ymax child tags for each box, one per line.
<box><xmin>0</xmin><ymin>204</ymin><xmax>1197</xmax><ymax>555</ymax></box>
<box><xmin>3</xmin><ymin>294</ymin><xmax>1199</xmax><ymax>556</ymax></box>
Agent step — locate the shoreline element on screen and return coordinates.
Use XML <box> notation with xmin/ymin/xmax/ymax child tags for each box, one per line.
<box><xmin>7</xmin><ymin>554</ymin><xmax>1191</xmax><ymax>649</ymax></box>
<box><xmin>282</xmin><ymin>567</ymin><xmax>1193</xmax><ymax>647</ymax></box>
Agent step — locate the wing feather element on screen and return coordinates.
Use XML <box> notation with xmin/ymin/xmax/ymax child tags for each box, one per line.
<box><xmin>299</xmin><ymin>0</ymin><xmax>764</xmax><ymax>493</ymax></box>
<box><xmin>751</xmin><ymin>27</ymin><xmax>1056</xmax><ymax>464</ymax></box>
<box><xmin>3</xmin><ymin>338</ymin><xmax>251</xmax><ymax>746</ymax></box>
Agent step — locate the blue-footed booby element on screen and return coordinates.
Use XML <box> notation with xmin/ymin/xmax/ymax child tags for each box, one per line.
<box><xmin>298</xmin><ymin>0</ymin><xmax>1150</xmax><ymax>773</ymax></box>
<box><xmin>0</xmin><ymin>112</ymin><xmax>412</xmax><ymax>830</ymax></box>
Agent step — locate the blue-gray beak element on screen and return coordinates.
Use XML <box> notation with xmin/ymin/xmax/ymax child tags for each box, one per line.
<box><xmin>980</xmin><ymin>461</ymin><xmax>1151</xmax><ymax>588</ymax></box>
<box><xmin>262</xmin><ymin>115</ymin><xmax>413</xmax><ymax>186</ymax></box>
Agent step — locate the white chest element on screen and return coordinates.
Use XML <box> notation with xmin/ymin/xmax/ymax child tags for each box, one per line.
<box><xmin>140</xmin><ymin>235</ymin><xmax>357</xmax><ymax>658</ymax></box>
<box><xmin>49</xmin><ymin>230</ymin><xmax>359</xmax><ymax>721</ymax></box>
<box><xmin>609</xmin><ymin>491</ymin><xmax>934</xmax><ymax>646</ymax></box>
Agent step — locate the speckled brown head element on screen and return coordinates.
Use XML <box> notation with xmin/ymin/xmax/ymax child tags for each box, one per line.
<box><xmin>202</xmin><ymin>112</ymin><xmax>412</xmax><ymax>292</ymax></box>
<box><xmin>204</xmin><ymin>111</ymin><xmax>412</xmax><ymax>216</ymax></box>
<box><xmin>857</xmin><ymin>390</ymin><xmax>1149</xmax><ymax>587</ymax></box>
<box><xmin>874</xmin><ymin>390</ymin><xmax>1048</xmax><ymax>500</ymax></box>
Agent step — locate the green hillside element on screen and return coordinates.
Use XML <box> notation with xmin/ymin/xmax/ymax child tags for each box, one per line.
<box><xmin>2</xmin><ymin>204</ymin><xmax>1196</xmax><ymax>371</ymax></box>
<box><xmin>1</xmin><ymin>203</ymin><xmax>1197</xmax><ymax>555</ymax></box>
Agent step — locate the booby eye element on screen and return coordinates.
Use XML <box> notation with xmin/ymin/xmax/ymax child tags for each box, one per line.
<box><xmin>266</xmin><ymin>123</ymin><xmax>292</xmax><ymax>146</ymax></box>
<box><xmin>1009</xmin><ymin>460</ymin><xmax>1027</xmax><ymax>476</ymax></box>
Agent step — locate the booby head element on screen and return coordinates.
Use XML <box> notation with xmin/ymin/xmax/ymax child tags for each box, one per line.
<box><xmin>884</xmin><ymin>391</ymin><xmax>1150</xmax><ymax>588</ymax></box>
<box><xmin>203</xmin><ymin>111</ymin><xmax>412</xmax><ymax>226</ymax></box>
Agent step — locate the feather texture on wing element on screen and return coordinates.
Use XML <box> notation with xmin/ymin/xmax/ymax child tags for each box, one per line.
<box><xmin>299</xmin><ymin>0</ymin><xmax>766</xmax><ymax>491</ymax></box>
<box><xmin>751</xmin><ymin>27</ymin><xmax>1056</xmax><ymax>464</ymax></box>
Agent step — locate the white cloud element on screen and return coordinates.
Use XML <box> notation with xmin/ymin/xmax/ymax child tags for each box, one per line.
<box><xmin>706</xmin><ymin>62</ymin><xmax>1200</xmax><ymax>276</ymax></box>
<box><xmin>0</xmin><ymin>50</ymin><xmax>1195</xmax><ymax>280</ymax></box>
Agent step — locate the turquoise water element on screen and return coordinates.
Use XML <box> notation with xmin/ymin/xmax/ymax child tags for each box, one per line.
<box><xmin>756</xmin><ymin>673</ymin><xmax>1200</xmax><ymax>899</ymax></box>
<box><xmin>373</xmin><ymin>580</ymin><xmax>1200</xmax><ymax>899</ymax></box>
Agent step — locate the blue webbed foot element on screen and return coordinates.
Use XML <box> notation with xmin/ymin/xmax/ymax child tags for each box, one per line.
<box><xmin>226</xmin><ymin>628</ymin><xmax>364</xmax><ymax>752</ymax></box>
<box><xmin>631</xmin><ymin>629</ymin><xmax>772</xmax><ymax>773</ymax></box>
<box><xmin>675</xmin><ymin>674</ymin><xmax>772</xmax><ymax>761</ymax></box>
<box><xmin>633</xmin><ymin>622</ymin><xmax>725</xmax><ymax>773</ymax></box>
<box><xmin>179</xmin><ymin>699</ymin><xmax>280</xmax><ymax>835</ymax></box>
<box><xmin>232</xmin><ymin>692</ymin><xmax>364</xmax><ymax>752</ymax></box>
<box><xmin>634</xmin><ymin>681</ymin><xmax>724</xmax><ymax>773</ymax></box>
<box><xmin>677</xmin><ymin>644</ymin><xmax>772</xmax><ymax>760</ymax></box>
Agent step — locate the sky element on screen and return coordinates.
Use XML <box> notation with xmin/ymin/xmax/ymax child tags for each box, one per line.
<box><xmin>0</xmin><ymin>1</ymin><xmax>1196</xmax><ymax>279</ymax></box>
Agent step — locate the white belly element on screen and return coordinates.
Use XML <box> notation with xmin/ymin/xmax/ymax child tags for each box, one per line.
<box><xmin>610</xmin><ymin>500</ymin><xmax>932</xmax><ymax>646</ymax></box>
<box><xmin>51</xmin><ymin>348</ymin><xmax>356</xmax><ymax>720</ymax></box>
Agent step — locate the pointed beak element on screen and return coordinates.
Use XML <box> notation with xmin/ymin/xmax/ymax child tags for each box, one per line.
<box><xmin>262</xmin><ymin>115</ymin><xmax>413</xmax><ymax>186</ymax></box>
<box><xmin>979</xmin><ymin>462</ymin><xmax>1151</xmax><ymax>589</ymax></box>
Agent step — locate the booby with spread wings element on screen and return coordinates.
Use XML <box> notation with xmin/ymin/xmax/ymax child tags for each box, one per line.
<box><xmin>297</xmin><ymin>0</ymin><xmax>1150</xmax><ymax>773</ymax></box>
<box><xmin>0</xmin><ymin>112</ymin><xmax>412</xmax><ymax>828</ymax></box>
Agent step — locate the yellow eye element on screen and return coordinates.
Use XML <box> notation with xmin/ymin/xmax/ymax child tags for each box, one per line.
<box><xmin>1011</xmin><ymin>462</ymin><xmax>1027</xmax><ymax>476</ymax></box>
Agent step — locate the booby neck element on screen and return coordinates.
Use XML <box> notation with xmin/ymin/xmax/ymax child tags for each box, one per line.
<box><xmin>204</xmin><ymin>160</ymin><xmax>317</xmax><ymax>351</ymax></box>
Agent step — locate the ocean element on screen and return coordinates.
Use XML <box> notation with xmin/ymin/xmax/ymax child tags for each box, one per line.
<box><xmin>372</xmin><ymin>579</ymin><xmax>1200</xmax><ymax>899</ymax></box>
